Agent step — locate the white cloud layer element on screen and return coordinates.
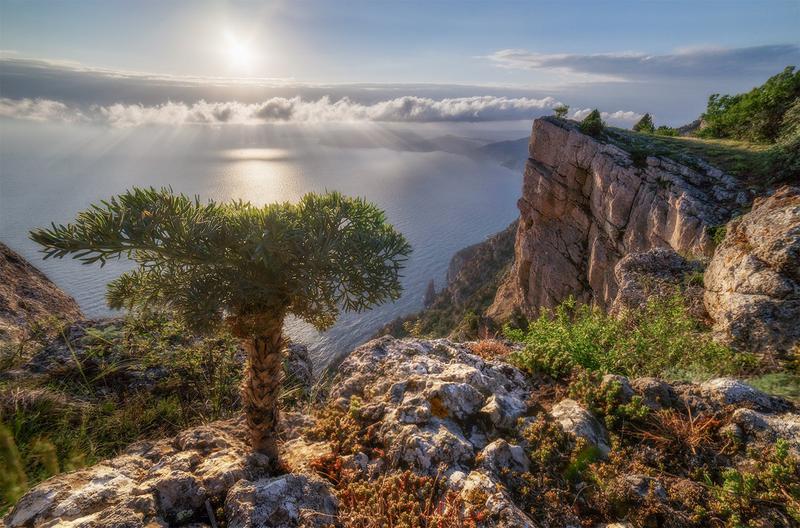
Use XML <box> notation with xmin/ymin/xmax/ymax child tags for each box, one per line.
<box><xmin>0</xmin><ymin>95</ymin><xmax>564</xmax><ymax>126</ymax></box>
<box><xmin>571</xmin><ymin>108</ymin><xmax>643</xmax><ymax>123</ymax></box>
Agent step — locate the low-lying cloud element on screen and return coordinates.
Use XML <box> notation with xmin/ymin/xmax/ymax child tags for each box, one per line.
<box><xmin>0</xmin><ymin>95</ymin><xmax>564</xmax><ymax>126</ymax></box>
<box><xmin>487</xmin><ymin>44</ymin><xmax>800</xmax><ymax>82</ymax></box>
<box><xmin>571</xmin><ymin>108</ymin><xmax>643</xmax><ymax>123</ymax></box>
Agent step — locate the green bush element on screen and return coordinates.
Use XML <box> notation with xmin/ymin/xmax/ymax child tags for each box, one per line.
<box><xmin>579</xmin><ymin>109</ymin><xmax>604</xmax><ymax>137</ymax></box>
<box><xmin>505</xmin><ymin>295</ymin><xmax>755</xmax><ymax>380</ymax></box>
<box><xmin>633</xmin><ymin>113</ymin><xmax>655</xmax><ymax>134</ymax></box>
<box><xmin>699</xmin><ymin>66</ymin><xmax>800</xmax><ymax>143</ymax></box>
<box><xmin>554</xmin><ymin>104</ymin><xmax>569</xmax><ymax>119</ymax></box>
<box><xmin>654</xmin><ymin>125</ymin><xmax>678</xmax><ymax>137</ymax></box>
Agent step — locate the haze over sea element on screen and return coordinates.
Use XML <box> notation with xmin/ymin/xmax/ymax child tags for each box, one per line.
<box><xmin>0</xmin><ymin>120</ymin><xmax>526</xmax><ymax>366</ymax></box>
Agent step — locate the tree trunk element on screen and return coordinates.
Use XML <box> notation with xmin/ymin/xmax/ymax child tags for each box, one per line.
<box><xmin>240</xmin><ymin>319</ymin><xmax>285</xmax><ymax>465</ymax></box>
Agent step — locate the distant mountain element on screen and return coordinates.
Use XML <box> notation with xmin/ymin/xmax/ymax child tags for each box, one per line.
<box><xmin>475</xmin><ymin>137</ymin><xmax>529</xmax><ymax>170</ymax></box>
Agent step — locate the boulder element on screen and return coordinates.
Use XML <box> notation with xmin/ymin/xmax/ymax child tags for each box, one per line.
<box><xmin>550</xmin><ymin>399</ymin><xmax>610</xmax><ymax>456</ymax></box>
<box><xmin>458</xmin><ymin>471</ymin><xmax>537</xmax><ymax>528</ymax></box>
<box><xmin>730</xmin><ymin>408</ymin><xmax>800</xmax><ymax>451</ymax></box>
<box><xmin>630</xmin><ymin>377</ymin><xmax>679</xmax><ymax>410</ymax></box>
<box><xmin>478</xmin><ymin>439</ymin><xmax>530</xmax><ymax>474</ymax></box>
<box><xmin>224</xmin><ymin>474</ymin><xmax>337</xmax><ymax>528</ymax></box>
<box><xmin>704</xmin><ymin>186</ymin><xmax>800</xmax><ymax>356</ymax></box>
<box><xmin>330</xmin><ymin>337</ymin><xmax>531</xmax><ymax>476</ymax></box>
<box><xmin>699</xmin><ymin>378</ymin><xmax>792</xmax><ymax>413</ymax></box>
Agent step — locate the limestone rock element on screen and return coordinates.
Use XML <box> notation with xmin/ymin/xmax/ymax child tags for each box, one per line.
<box><xmin>630</xmin><ymin>377</ymin><xmax>679</xmax><ymax>410</ymax></box>
<box><xmin>330</xmin><ymin>337</ymin><xmax>531</xmax><ymax>476</ymax></box>
<box><xmin>704</xmin><ymin>186</ymin><xmax>800</xmax><ymax>356</ymax></box>
<box><xmin>730</xmin><ymin>408</ymin><xmax>800</xmax><ymax>451</ymax></box>
<box><xmin>550</xmin><ymin>399</ymin><xmax>610</xmax><ymax>456</ymax></box>
<box><xmin>459</xmin><ymin>471</ymin><xmax>537</xmax><ymax>528</ymax></box>
<box><xmin>610</xmin><ymin>248</ymin><xmax>704</xmax><ymax>317</ymax></box>
<box><xmin>4</xmin><ymin>415</ymin><xmax>317</xmax><ymax>527</ymax></box>
<box><xmin>478</xmin><ymin>439</ymin><xmax>530</xmax><ymax>474</ymax></box>
<box><xmin>489</xmin><ymin>116</ymin><xmax>746</xmax><ymax>320</ymax></box>
<box><xmin>224</xmin><ymin>474</ymin><xmax>337</xmax><ymax>528</ymax></box>
<box><xmin>699</xmin><ymin>378</ymin><xmax>792</xmax><ymax>413</ymax></box>
<box><xmin>0</xmin><ymin>242</ymin><xmax>83</xmax><ymax>341</ymax></box>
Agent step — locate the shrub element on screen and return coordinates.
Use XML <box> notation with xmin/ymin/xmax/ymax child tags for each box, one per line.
<box><xmin>554</xmin><ymin>104</ymin><xmax>570</xmax><ymax>119</ymax></box>
<box><xmin>633</xmin><ymin>113</ymin><xmax>655</xmax><ymax>134</ymax></box>
<box><xmin>579</xmin><ymin>109</ymin><xmax>605</xmax><ymax>137</ymax></box>
<box><xmin>654</xmin><ymin>125</ymin><xmax>678</xmax><ymax>136</ymax></box>
<box><xmin>506</xmin><ymin>295</ymin><xmax>755</xmax><ymax>380</ymax></box>
<box><xmin>712</xmin><ymin>440</ymin><xmax>800</xmax><ymax>525</ymax></box>
<box><xmin>699</xmin><ymin>66</ymin><xmax>800</xmax><ymax>143</ymax></box>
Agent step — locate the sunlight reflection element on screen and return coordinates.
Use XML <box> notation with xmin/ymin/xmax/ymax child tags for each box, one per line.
<box><xmin>217</xmin><ymin>150</ymin><xmax>306</xmax><ymax>204</ymax></box>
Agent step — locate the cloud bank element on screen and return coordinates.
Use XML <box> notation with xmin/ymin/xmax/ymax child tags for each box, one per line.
<box><xmin>487</xmin><ymin>44</ymin><xmax>800</xmax><ymax>81</ymax></box>
<box><xmin>571</xmin><ymin>108</ymin><xmax>643</xmax><ymax>122</ymax></box>
<box><xmin>0</xmin><ymin>95</ymin><xmax>566</xmax><ymax>126</ymax></box>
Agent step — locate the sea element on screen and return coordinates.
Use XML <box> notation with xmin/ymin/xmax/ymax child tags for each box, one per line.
<box><xmin>0</xmin><ymin>119</ymin><xmax>528</xmax><ymax>367</ymax></box>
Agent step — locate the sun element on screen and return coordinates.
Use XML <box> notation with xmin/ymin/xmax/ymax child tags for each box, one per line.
<box><xmin>224</xmin><ymin>31</ymin><xmax>256</xmax><ymax>73</ymax></box>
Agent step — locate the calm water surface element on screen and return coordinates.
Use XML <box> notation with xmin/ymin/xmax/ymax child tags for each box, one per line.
<box><xmin>0</xmin><ymin>121</ymin><xmax>523</xmax><ymax>366</ymax></box>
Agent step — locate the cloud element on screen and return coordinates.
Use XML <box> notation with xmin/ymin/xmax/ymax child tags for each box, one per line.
<box><xmin>0</xmin><ymin>95</ymin><xmax>563</xmax><ymax>127</ymax></box>
<box><xmin>571</xmin><ymin>108</ymin><xmax>643</xmax><ymax>124</ymax></box>
<box><xmin>486</xmin><ymin>44</ymin><xmax>800</xmax><ymax>82</ymax></box>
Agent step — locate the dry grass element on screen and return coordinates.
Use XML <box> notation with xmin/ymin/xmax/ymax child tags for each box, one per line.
<box><xmin>633</xmin><ymin>407</ymin><xmax>723</xmax><ymax>456</ymax></box>
<box><xmin>468</xmin><ymin>339</ymin><xmax>512</xmax><ymax>360</ymax></box>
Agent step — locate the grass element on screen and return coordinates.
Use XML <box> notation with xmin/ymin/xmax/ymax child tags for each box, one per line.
<box><xmin>746</xmin><ymin>372</ymin><xmax>800</xmax><ymax>404</ymax></box>
<box><xmin>0</xmin><ymin>309</ymin><xmax>338</xmax><ymax>514</ymax></box>
<box><xmin>605</xmin><ymin>127</ymin><xmax>775</xmax><ymax>190</ymax></box>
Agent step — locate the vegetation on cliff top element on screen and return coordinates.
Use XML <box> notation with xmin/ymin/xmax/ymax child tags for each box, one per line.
<box><xmin>615</xmin><ymin>66</ymin><xmax>799</xmax><ymax>187</ymax></box>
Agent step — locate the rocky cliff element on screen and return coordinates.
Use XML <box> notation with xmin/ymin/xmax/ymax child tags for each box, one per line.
<box><xmin>488</xmin><ymin>117</ymin><xmax>749</xmax><ymax>320</ymax></box>
<box><xmin>0</xmin><ymin>242</ymin><xmax>83</xmax><ymax>341</ymax></box>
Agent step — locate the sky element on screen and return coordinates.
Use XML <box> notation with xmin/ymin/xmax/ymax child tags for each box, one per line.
<box><xmin>1</xmin><ymin>0</ymin><xmax>799</xmax><ymax>126</ymax></box>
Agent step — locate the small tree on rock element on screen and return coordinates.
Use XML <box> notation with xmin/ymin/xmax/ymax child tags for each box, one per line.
<box><xmin>633</xmin><ymin>113</ymin><xmax>655</xmax><ymax>134</ymax></box>
<box><xmin>30</xmin><ymin>187</ymin><xmax>411</xmax><ymax>467</ymax></box>
<box><xmin>579</xmin><ymin>109</ymin><xmax>604</xmax><ymax>137</ymax></box>
<box><xmin>554</xmin><ymin>104</ymin><xmax>570</xmax><ymax>119</ymax></box>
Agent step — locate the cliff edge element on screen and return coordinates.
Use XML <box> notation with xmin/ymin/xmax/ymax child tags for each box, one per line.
<box><xmin>0</xmin><ymin>242</ymin><xmax>83</xmax><ymax>341</ymax></box>
<box><xmin>489</xmin><ymin>116</ymin><xmax>749</xmax><ymax>320</ymax></box>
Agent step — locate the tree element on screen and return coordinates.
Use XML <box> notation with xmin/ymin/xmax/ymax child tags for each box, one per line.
<box><xmin>30</xmin><ymin>187</ymin><xmax>411</xmax><ymax>466</ymax></box>
<box><xmin>633</xmin><ymin>113</ymin><xmax>655</xmax><ymax>134</ymax></box>
<box><xmin>699</xmin><ymin>66</ymin><xmax>800</xmax><ymax>143</ymax></box>
<box><xmin>579</xmin><ymin>109</ymin><xmax>604</xmax><ymax>137</ymax></box>
<box><xmin>553</xmin><ymin>104</ymin><xmax>570</xmax><ymax>119</ymax></box>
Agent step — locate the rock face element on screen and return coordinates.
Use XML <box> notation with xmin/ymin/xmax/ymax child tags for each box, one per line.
<box><xmin>704</xmin><ymin>186</ymin><xmax>800</xmax><ymax>356</ymax></box>
<box><xmin>489</xmin><ymin>117</ymin><xmax>747</xmax><ymax>320</ymax></box>
<box><xmin>0</xmin><ymin>242</ymin><xmax>83</xmax><ymax>341</ymax></box>
<box><xmin>610</xmin><ymin>248</ymin><xmax>704</xmax><ymax>316</ymax></box>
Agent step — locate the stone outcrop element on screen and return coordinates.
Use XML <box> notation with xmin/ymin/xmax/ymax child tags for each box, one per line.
<box><xmin>610</xmin><ymin>248</ymin><xmax>704</xmax><ymax>317</ymax></box>
<box><xmin>0</xmin><ymin>242</ymin><xmax>83</xmax><ymax>341</ymax></box>
<box><xmin>704</xmin><ymin>186</ymin><xmax>800</xmax><ymax>356</ymax></box>
<box><xmin>4</xmin><ymin>414</ymin><xmax>331</xmax><ymax>528</ymax></box>
<box><xmin>489</xmin><ymin>117</ymin><xmax>748</xmax><ymax>320</ymax></box>
<box><xmin>7</xmin><ymin>337</ymin><xmax>800</xmax><ymax>527</ymax></box>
